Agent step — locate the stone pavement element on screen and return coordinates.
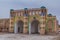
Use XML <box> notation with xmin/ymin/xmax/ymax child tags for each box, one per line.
<box><xmin>0</xmin><ymin>33</ymin><xmax>57</xmax><ymax>40</ymax></box>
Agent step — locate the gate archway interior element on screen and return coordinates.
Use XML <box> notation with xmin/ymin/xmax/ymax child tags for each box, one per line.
<box><xmin>17</xmin><ymin>20</ymin><xmax>24</xmax><ymax>33</ymax></box>
<box><xmin>31</xmin><ymin>20</ymin><xmax>39</xmax><ymax>34</ymax></box>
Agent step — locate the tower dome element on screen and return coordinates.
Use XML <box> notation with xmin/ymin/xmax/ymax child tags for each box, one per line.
<box><xmin>24</xmin><ymin>8</ymin><xmax>28</xmax><ymax>10</ymax></box>
<box><xmin>41</xmin><ymin>6</ymin><xmax>46</xmax><ymax>8</ymax></box>
<box><xmin>48</xmin><ymin>14</ymin><xmax>52</xmax><ymax>17</ymax></box>
<box><xmin>10</xmin><ymin>9</ymin><xmax>14</xmax><ymax>11</ymax></box>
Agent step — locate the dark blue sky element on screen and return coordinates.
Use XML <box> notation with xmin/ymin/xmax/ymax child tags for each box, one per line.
<box><xmin>0</xmin><ymin>0</ymin><xmax>60</xmax><ymax>24</ymax></box>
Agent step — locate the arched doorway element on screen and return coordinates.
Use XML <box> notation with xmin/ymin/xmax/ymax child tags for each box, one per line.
<box><xmin>17</xmin><ymin>20</ymin><xmax>24</xmax><ymax>33</ymax></box>
<box><xmin>48</xmin><ymin>20</ymin><xmax>53</xmax><ymax>33</ymax></box>
<box><xmin>31</xmin><ymin>20</ymin><xmax>39</xmax><ymax>34</ymax></box>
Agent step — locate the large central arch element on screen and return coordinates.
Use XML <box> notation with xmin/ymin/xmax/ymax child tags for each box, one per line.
<box><xmin>31</xmin><ymin>19</ymin><xmax>39</xmax><ymax>34</ymax></box>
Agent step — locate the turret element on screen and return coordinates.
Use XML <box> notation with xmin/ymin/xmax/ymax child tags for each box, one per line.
<box><xmin>40</xmin><ymin>6</ymin><xmax>47</xmax><ymax>16</ymax></box>
<box><xmin>24</xmin><ymin>8</ymin><xmax>28</xmax><ymax>16</ymax></box>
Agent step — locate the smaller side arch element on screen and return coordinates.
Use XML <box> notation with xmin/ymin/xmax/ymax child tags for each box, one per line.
<box><xmin>45</xmin><ymin>19</ymin><xmax>54</xmax><ymax>34</ymax></box>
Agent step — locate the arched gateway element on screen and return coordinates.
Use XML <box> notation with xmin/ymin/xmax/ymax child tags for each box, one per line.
<box><xmin>8</xmin><ymin>6</ymin><xmax>58</xmax><ymax>35</ymax></box>
<box><xmin>14</xmin><ymin>20</ymin><xmax>24</xmax><ymax>33</ymax></box>
<box><xmin>31</xmin><ymin>19</ymin><xmax>40</xmax><ymax>34</ymax></box>
<box><xmin>17</xmin><ymin>20</ymin><xmax>24</xmax><ymax>33</ymax></box>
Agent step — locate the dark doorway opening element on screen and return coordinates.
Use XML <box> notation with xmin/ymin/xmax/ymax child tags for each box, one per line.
<box><xmin>31</xmin><ymin>20</ymin><xmax>39</xmax><ymax>34</ymax></box>
<box><xmin>17</xmin><ymin>20</ymin><xmax>24</xmax><ymax>33</ymax></box>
